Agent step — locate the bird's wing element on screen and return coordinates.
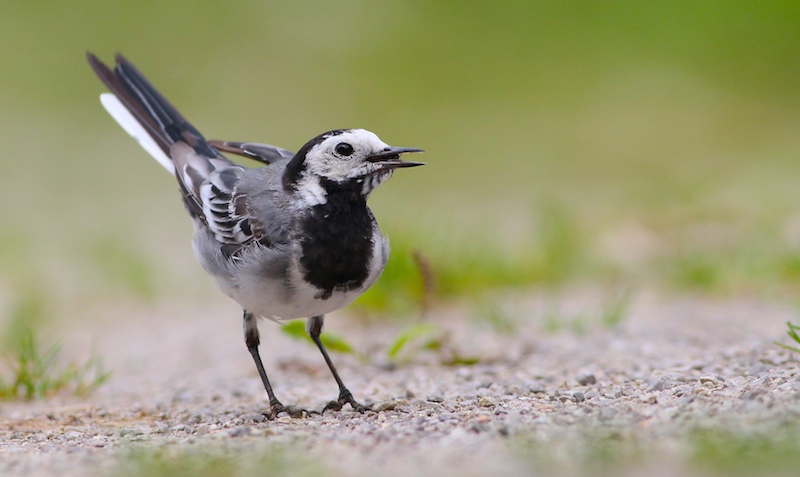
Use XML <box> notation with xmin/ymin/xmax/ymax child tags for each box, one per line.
<box><xmin>169</xmin><ymin>143</ymin><xmax>257</xmax><ymax>252</ymax></box>
<box><xmin>208</xmin><ymin>140</ymin><xmax>295</xmax><ymax>165</ymax></box>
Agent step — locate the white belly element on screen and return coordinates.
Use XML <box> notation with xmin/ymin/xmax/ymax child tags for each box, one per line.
<box><xmin>195</xmin><ymin>230</ymin><xmax>389</xmax><ymax>321</ymax></box>
<box><xmin>222</xmin><ymin>277</ymin><xmax>366</xmax><ymax>321</ymax></box>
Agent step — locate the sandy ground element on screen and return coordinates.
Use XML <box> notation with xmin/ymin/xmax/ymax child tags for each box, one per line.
<box><xmin>1</xmin><ymin>288</ymin><xmax>799</xmax><ymax>476</ymax></box>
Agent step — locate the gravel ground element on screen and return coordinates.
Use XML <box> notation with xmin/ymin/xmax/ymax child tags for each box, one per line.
<box><xmin>1</xmin><ymin>288</ymin><xmax>800</xmax><ymax>476</ymax></box>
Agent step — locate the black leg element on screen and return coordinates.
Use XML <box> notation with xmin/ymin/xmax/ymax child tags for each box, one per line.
<box><xmin>243</xmin><ymin>311</ymin><xmax>304</xmax><ymax>418</ymax></box>
<box><xmin>306</xmin><ymin>315</ymin><xmax>367</xmax><ymax>413</ymax></box>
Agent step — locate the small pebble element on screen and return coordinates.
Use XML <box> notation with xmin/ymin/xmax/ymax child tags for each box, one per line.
<box><xmin>526</xmin><ymin>381</ymin><xmax>546</xmax><ymax>393</ymax></box>
<box><xmin>229</xmin><ymin>427</ymin><xmax>251</xmax><ymax>437</ymax></box>
<box><xmin>119</xmin><ymin>428</ymin><xmax>144</xmax><ymax>437</ymax></box>
<box><xmin>749</xmin><ymin>364</ymin><xmax>770</xmax><ymax>376</ymax></box>
<box><xmin>373</xmin><ymin>401</ymin><xmax>398</xmax><ymax>412</ymax></box>
<box><xmin>479</xmin><ymin>397</ymin><xmax>497</xmax><ymax>408</ymax></box>
<box><xmin>576</xmin><ymin>373</ymin><xmax>597</xmax><ymax>386</ymax></box>
<box><xmin>647</xmin><ymin>378</ymin><xmax>670</xmax><ymax>392</ymax></box>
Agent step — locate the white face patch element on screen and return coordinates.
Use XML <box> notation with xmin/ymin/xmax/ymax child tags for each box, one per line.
<box><xmin>295</xmin><ymin>172</ymin><xmax>328</xmax><ymax>206</ymax></box>
<box><xmin>303</xmin><ymin>129</ymin><xmax>391</xmax><ymax>183</ymax></box>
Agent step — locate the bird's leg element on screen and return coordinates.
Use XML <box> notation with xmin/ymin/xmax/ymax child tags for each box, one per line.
<box><xmin>243</xmin><ymin>311</ymin><xmax>304</xmax><ymax>418</ymax></box>
<box><xmin>306</xmin><ymin>315</ymin><xmax>368</xmax><ymax>413</ymax></box>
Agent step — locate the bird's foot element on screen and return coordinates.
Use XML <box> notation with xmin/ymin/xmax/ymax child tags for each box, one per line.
<box><xmin>322</xmin><ymin>389</ymin><xmax>369</xmax><ymax>414</ymax></box>
<box><xmin>264</xmin><ymin>401</ymin><xmax>310</xmax><ymax>419</ymax></box>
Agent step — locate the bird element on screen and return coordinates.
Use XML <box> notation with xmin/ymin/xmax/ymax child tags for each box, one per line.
<box><xmin>87</xmin><ymin>53</ymin><xmax>424</xmax><ymax>417</ymax></box>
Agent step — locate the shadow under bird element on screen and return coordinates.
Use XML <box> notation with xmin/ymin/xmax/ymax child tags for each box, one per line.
<box><xmin>87</xmin><ymin>53</ymin><xmax>424</xmax><ymax>416</ymax></box>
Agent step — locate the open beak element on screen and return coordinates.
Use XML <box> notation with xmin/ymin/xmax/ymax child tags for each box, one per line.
<box><xmin>366</xmin><ymin>146</ymin><xmax>425</xmax><ymax>172</ymax></box>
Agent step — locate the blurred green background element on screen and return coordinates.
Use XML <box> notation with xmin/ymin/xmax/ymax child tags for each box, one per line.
<box><xmin>2</xmin><ymin>1</ymin><xmax>800</xmax><ymax>321</ymax></box>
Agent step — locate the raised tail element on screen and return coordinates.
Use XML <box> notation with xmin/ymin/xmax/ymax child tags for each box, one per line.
<box><xmin>87</xmin><ymin>53</ymin><xmax>220</xmax><ymax>172</ymax></box>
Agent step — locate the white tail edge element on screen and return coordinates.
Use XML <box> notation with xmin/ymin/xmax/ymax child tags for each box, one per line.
<box><xmin>99</xmin><ymin>93</ymin><xmax>175</xmax><ymax>174</ymax></box>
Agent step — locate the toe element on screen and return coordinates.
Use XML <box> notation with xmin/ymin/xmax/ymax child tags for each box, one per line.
<box><xmin>322</xmin><ymin>400</ymin><xmax>344</xmax><ymax>413</ymax></box>
<box><xmin>283</xmin><ymin>406</ymin><xmax>307</xmax><ymax>418</ymax></box>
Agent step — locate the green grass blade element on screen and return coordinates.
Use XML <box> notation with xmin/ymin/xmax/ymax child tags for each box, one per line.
<box><xmin>279</xmin><ymin>320</ymin><xmax>356</xmax><ymax>355</ymax></box>
<box><xmin>387</xmin><ymin>323</ymin><xmax>440</xmax><ymax>361</ymax></box>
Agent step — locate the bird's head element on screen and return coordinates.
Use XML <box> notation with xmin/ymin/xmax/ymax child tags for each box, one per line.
<box><xmin>283</xmin><ymin>129</ymin><xmax>423</xmax><ymax>200</ymax></box>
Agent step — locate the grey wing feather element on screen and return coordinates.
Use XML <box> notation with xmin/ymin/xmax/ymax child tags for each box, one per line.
<box><xmin>171</xmin><ymin>142</ymin><xmax>260</xmax><ymax>254</ymax></box>
<box><xmin>175</xmin><ymin>144</ymin><xmax>295</xmax><ymax>257</ymax></box>
<box><xmin>209</xmin><ymin>140</ymin><xmax>295</xmax><ymax>165</ymax></box>
<box><xmin>231</xmin><ymin>162</ymin><xmax>296</xmax><ymax>247</ymax></box>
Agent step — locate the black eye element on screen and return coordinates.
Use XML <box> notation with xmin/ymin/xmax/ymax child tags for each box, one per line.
<box><xmin>335</xmin><ymin>142</ymin><xmax>354</xmax><ymax>156</ymax></box>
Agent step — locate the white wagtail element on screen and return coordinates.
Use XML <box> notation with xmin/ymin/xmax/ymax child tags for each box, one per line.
<box><xmin>87</xmin><ymin>53</ymin><xmax>424</xmax><ymax>416</ymax></box>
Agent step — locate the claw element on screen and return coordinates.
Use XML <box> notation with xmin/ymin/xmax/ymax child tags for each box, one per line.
<box><xmin>322</xmin><ymin>400</ymin><xmax>343</xmax><ymax>413</ymax></box>
<box><xmin>282</xmin><ymin>405</ymin><xmax>309</xmax><ymax>418</ymax></box>
<box><xmin>321</xmin><ymin>389</ymin><xmax>370</xmax><ymax>414</ymax></box>
<box><xmin>263</xmin><ymin>401</ymin><xmax>310</xmax><ymax>419</ymax></box>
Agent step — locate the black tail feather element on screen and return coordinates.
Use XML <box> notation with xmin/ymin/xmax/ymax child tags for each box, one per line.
<box><xmin>87</xmin><ymin>52</ymin><xmax>218</xmax><ymax>158</ymax></box>
<box><xmin>87</xmin><ymin>52</ymin><xmax>172</xmax><ymax>156</ymax></box>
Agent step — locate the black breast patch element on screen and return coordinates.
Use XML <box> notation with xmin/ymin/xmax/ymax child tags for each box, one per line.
<box><xmin>298</xmin><ymin>180</ymin><xmax>374</xmax><ymax>299</ymax></box>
